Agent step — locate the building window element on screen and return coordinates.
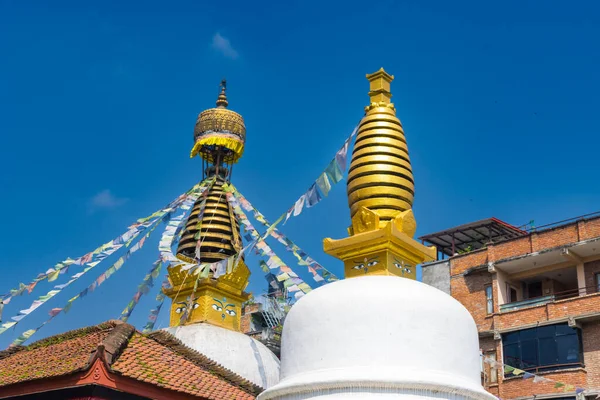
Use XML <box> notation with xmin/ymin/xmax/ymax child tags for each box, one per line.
<box><xmin>485</xmin><ymin>285</ymin><xmax>493</xmax><ymax>314</ymax></box>
<box><xmin>596</xmin><ymin>273</ymin><xmax>600</xmax><ymax>293</ymax></box>
<box><xmin>502</xmin><ymin>323</ymin><xmax>583</xmax><ymax>374</ymax></box>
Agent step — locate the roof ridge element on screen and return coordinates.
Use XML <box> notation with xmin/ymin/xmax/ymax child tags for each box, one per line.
<box><xmin>146</xmin><ymin>329</ymin><xmax>264</xmax><ymax>396</ymax></box>
<box><xmin>92</xmin><ymin>320</ymin><xmax>136</xmax><ymax>366</ymax></box>
<box><xmin>0</xmin><ymin>320</ymin><xmax>119</xmax><ymax>360</ymax></box>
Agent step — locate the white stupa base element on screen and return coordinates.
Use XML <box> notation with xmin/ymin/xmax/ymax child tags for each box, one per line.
<box><xmin>259</xmin><ymin>366</ymin><xmax>495</xmax><ymax>400</ymax></box>
<box><xmin>258</xmin><ymin>276</ymin><xmax>498</xmax><ymax>400</ymax></box>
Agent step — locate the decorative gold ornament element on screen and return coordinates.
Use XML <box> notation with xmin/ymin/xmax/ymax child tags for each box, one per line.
<box><xmin>324</xmin><ymin>68</ymin><xmax>435</xmax><ymax>280</ymax></box>
<box><xmin>164</xmin><ymin>260</ymin><xmax>251</xmax><ymax>331</ymax></box>
<box><xmin>324</xmin><ymin>215</ymin><xmax>435</xmax><ymax>279</ymax></box>
<box><xmin>190</xmin><ymin>81</ymin><xmax>246</xmax><ymax>163</ymax></box>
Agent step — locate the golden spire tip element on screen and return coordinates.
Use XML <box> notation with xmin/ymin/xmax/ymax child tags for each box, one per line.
<box><xmin>216</xmin><ymin>79</ymin><xmax>228</xmax><ymax>108</ymax></box>
<box><xmin>366</xmin><ymin>68</ymin><xmax>394</xmax><ymax>104</ymax></box>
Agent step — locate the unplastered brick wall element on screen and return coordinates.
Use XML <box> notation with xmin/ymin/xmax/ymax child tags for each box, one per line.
<box><xmin>450</xmin><ymin>250</ymin><xmax>488</xmax><ymax>275</ymax></box>
<box><xmin>498</xmin><ymin>369</ymin><xmax>587</xmax><ymax>399</ymax></box>
<box><xmin>488</xmin><ymin>238</ymin><xmax>532</xmax><ymax>262</ymax></box>
<box><xmin>579</xmin><ymin>218</ymin><xmax>600</xmax><ymax>241</ymax></box>
<box><xmin>584</xmin><ymin>260</ymin><xmax>600</xmax><ymax>294</ymax></box>
<box><xmin>463</xmin><ymin>217</ymin><xmax>600</xmax><ymax>267</ymax></box>
<box><xmin>534</xmin><ymin>224</ymin><xmax>579</xmax><ymax>251</ymax></box>
<box><xmin>491</xmin><ymin>293</ymin><xmax>600</xmax><ymax>330</ymax></box>
<box><xmin>240</xmin><ymin>314</ymin><xmax>251</xmax><ymax>333</ymax></box>
<box><xmin>450</xmin><ymin>271</ymin><xmax>493</xmax><ymax>331</ymax></box>
<box><xmin>583</xmin><ymin>320</ymin><xmax>600</xmax><ymax>389</ymax></box>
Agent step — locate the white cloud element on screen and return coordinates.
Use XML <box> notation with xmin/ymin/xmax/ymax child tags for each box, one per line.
<box><xmin>88</xmin><ymin>189</ymin><xmax>128</xmax><ymax>210</ymax></box>
<box><xmin>211</xmin><ymin>33</ymin><xmax>239</xmax><ymax>60</ymax></box>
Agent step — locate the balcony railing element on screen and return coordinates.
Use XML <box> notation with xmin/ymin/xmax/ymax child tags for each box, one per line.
<box><xmin>499</xmin><ymin>295</ymin><xmax>555</xmax><ymax>312</ymax></box>
<box><xmin>499</xmin><ymin>285</ymin><xmax>600</xmax><ymax>312</ymax></box>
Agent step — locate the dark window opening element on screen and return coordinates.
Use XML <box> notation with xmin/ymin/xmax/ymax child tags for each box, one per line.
<box><xmin>485</xmin><ymin>285</ymin><xmax>493</xmax><ymax>314</ymax></box>
<box><xmin>508</xmin><ymin>285</ymin><xmax>518</xmax><ymax>303</ymax></box>
<box><xmin>527</xmin><ymin>281</ymin><xmax>543</xmax><ymax>298</ymax></box>
<box><xmin>502</xmin><ymin>323</ymin><xmax>583</xmax><ymax>374</ymax></box>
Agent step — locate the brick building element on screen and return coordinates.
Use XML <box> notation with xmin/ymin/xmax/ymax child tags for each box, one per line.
<box><xmin>421</xmin><ymin>214</ymin><xmax>600</xmax><ymax>400</ymax></box>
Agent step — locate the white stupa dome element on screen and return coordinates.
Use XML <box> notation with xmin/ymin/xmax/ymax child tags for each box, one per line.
<box><xmin>164</xmin><ymin>323</ymin><xmax>280</xmax><ymax>389</ymax></box>
<box><xmin>259</xmin><ymin>275</ymin><xmax>496</xmax><ymax>399</ymax></box>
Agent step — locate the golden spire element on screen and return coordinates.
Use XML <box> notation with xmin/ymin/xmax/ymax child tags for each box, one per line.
<box><xmin>348</xmin><ymin>68</ymin><xmax>414</xmax><ymax>225</ymax></box>
<box><xmin>324</xmin><ymin>68</ymin><xmax>435</xmax><ymax>280</ymax></box>
<box><xmin>163</xmin><ymin>80</ymin><xmax>251</xmax><ymax>332</ymax></box>
<box><xmin>216</xmin><ymin>79</ymin><xmax>229</xmax><ymax>108</ymax></box>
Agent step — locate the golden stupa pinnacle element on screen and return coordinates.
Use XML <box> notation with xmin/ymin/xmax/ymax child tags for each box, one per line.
<box><xmin>163</xmin><ymin>80</ymin><xmax>251</xmax><ymax>333</ymax></box>
<box><xmin>347</xmin><ymin>68</ymin><xmax>414</xmax><ymax>225</ymax></box>
<box><xmin>324</xmin><ymin>68</ymin><xmax>435</xmax><ymax>280</ymax></box>
<box><xmin>190</xmin><ymin>79</ymin><xmax>246</xmax><ymax>163</ymax></box>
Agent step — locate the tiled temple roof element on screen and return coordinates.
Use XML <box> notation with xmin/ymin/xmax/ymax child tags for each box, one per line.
<box><xmin>0</xmin><ymin>320</ymin><xmax>261</xmax><ymax>399</ymax></box>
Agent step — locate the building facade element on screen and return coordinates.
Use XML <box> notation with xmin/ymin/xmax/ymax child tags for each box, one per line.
<box><xmin>422</xmin><ymin>215</ymin><xmax>600</xmax><ymax>399</ymax></box>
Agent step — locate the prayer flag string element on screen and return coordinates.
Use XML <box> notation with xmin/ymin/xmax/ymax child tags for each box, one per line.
<box><xmin>228</xmin><ymin>184</ymin><xmax>338</xmax><ymax>285</ymax></box>
<box><xmin>119</xmin><ymin>196</ymin><xmax>198</xmax><ymax>325</ymax></box>
<box><xmin>225</xmin><ymin>190</ymin><xmax>312</xmax><ymax>300</ymax></box>
<box><xmin>0</xmin><ymin>179</ymin><xmax>212</xmax><ymax>306</ymax></box>
<box><xmin>283</xmin><ymin>123</ymin><xmax>358</xmax><ymax>224</ymax></box>
<box><xmin>8</xmin><ymin>214</ymin><xmax>168</xmax><ymax>348</ymax></box>
<box><xmin>0</xmin><ymin>211</ymin><xmax>166</xmax><ymax>335</ymax></box>
<box><xmin>141</xmin><ymin>278</ymin><xmax>170</xmax><ymax>333</ymax></box>
<box><xmin>118</xmin><ymin>260</ymin><xmax>164</xmax><ymax>323</ymax></box>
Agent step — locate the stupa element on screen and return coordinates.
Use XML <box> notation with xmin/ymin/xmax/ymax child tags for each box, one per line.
<box><xmin>258</xmin><ymin>69</ymin><xmax>497</xmax><ymax>400</ymax></box>
<box><xmin>163</xmin><ymin>80</ymin><xmax>280</xmax><ymax>389</ymax></box>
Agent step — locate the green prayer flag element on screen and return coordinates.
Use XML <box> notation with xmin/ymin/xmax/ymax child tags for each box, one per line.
<box><xmin>325</xmin><ymin>159</ymin><xmax>343</xmax><ymax>184</ymax></box>
<box><xmin>316</xmin><ymin>173</ymin><xmax>332</xmax><ymax>196</ymax></box>
<box><xmin>47</xmin><ymin>270</ymin><xmax>61</xmax><ymax>282</ymax></box>
<box><xmin>200</xmin><ymin>265</ymin><xmax>211</xmax><ymax>278</ymax></box>
<box><xmin>259</xmin><ymin>261</ymin><xmax>270</xmax><ymax>274</ymax></box>
<box><xmin>297</xmin><ymin>283</ymin><xmax>311</xmax><ymax>292</ymax></box>
<box><xmin>276</xmin><ymin>273</ymin><xmax>290</xmax><ymax>282</ymax></box>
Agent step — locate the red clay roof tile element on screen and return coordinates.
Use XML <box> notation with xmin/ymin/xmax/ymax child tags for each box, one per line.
<box><xmin>0</xmin><ymin>320</ymin><xmax>260</xmax><ymax>399</ymax></box>
<box><xmin>0</xmin><ymin>322</ymin><xmax>114</xmax><ymax>387</ymax></box>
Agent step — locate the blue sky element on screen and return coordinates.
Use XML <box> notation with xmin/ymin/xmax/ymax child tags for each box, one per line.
<box><xmin>1</xmin><ymin>0</ymin><xmax>599</xmax><ymax>348</ymax></box>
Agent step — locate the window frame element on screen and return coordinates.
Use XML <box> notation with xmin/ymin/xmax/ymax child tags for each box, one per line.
<box><xmin>595</xmin><ymin>272</ymin><xmax>600</xmax><ymax>293</ymax></box>
<box><xmin>501</xmin><ymin>323</ymin><xmax>583</xmax><ymax>375</ymax></box>
<box><xmin>485</xmin><ymin>285</ymin><xmax>494</xmax><ymax>314</ymax></box>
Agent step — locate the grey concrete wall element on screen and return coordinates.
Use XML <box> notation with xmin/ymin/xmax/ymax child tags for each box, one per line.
<box><xmin>421</xmin><ymin>259</ymin><xmax>451</xmax><ymax>295</ymax></box>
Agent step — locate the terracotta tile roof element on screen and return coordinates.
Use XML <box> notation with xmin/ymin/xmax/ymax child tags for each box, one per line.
<box><xmin>113</xmin><ymin>333</ymin><xmax>256</xmax><ymax>399</ymax></box>
<box><xmin>0</xmin><ymin>320</ymin><xmax>261</xmax><ymax>399</ymax></box>
<box><xmin>0</xmin><ymin>322</ymin><xmax>114</xmax><ymax>387</ymax></box>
